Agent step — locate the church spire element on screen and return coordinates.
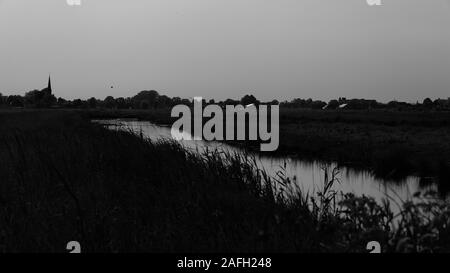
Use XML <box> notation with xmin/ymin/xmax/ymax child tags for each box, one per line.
<box><xmin>47</xmin><ymin>75</ymin><xmax>52</xmax><ymax>95</ymax></box>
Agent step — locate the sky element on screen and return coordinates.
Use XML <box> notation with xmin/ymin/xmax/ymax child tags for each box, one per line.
<box><xmin>0</xmin><ymin>0</ymin><xmax>449</xmax><ymax>102</ymax></box>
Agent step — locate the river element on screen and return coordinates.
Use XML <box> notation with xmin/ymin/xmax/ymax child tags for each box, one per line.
<box><xmin>93</xmin><ymin>119</ymin><xmax>437</xmax><ymax>208</ymax></box>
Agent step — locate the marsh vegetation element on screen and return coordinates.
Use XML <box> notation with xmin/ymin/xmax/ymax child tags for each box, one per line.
<box><xmin>0</xmin><ymin>110</ymin><xmax>448</xmax><ymax>252</ymax></box>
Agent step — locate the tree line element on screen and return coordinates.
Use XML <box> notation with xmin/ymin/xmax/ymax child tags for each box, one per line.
<box><xmin>1</xmin><ymin>89</ymin><xmax>450</xmax><ymax>111</ymax></box>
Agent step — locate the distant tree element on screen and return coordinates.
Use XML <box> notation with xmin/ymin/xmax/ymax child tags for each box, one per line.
<box><xmin>57</xmin><ymin>97</ymin><xmax>67</xmax><ymax>105</ymax></box>
<box><xmin>140</xmin><ymin>100</ymin><xmax>150</xmax><ymax>109</ymax></box>
<box><xmin>88</xmin><ymin>97</ymin><xmax>98</xmax><ymax>108</ymax></box>
<box><xmin>23</xmin><ymin>89</ymin><xmax>55</xmax><ymax>108</ymax></box>
<box><xmin>224</xmin><ymin>99</ymin><xmax>238</xmax><ymax>106</ymax></box>
<box><xmin>181</xmin><ymin>99</ymin><xmax>191</xmax><ymax>106</ymax></box>
<box><xmin>104</xmin><ymin>96</ymin><xmax>116</xmax><ymax>109</ymax></box>
<box><xmin>156</xmin><ymin>95</ymin><xmax>172</xmax><ymax>108</ymax></box>
<box><xmin>125</xmin><ymin>98</ymin><xmax>133</xmax><ymax>109</ymax></box>
<box><xmin>240</xmin><ymin>94</ymin><xmax>259</xmax><ymax>106</ymax></box>
<box><xmin>423</xmin><ymin>98</ymin><xmax>432</xmax><ymax>104</ymax></box>
<box><xmin>87</xmin><ymin>97</ymin><xmax>98</xmax><ymax>108</ymax></box>
<box><xmin>115</xmin><ymin>97</ymin><xmax>127</xmax><ymax>109</ymax></box>
<box><xmin>132</xmin><ymin>90</ymin><xmax>159</xmax><ymax>109</ymax></box>
<box><xmin>7</xmin><ymin>95</ymin><xmax>24</xmax><ymax>107</ymax></box>
<box><xmin>327</xmin><ymin>99</ymin><xmax>340</xmax><ymax>109</ymax></box>
<box><xmin>72</xmin><ymin>99</ymin><xmax>84</xmax><ymax>108</ymax></box>
<box><xmin>338</xmin><ymin>97</ymin><xmax>347</xmax><ymax>103</ymax></box>
<box><xmin>311</xmin><ymin>100</ymin><xmax>327</xmax><ymax>109</ymax></box>
<box><xmin>172</xmin><ymin>97</ymin><xmax>182</xmax><ymax>105</ymax></box>
<box><xmin>284</xmin><ymin>98</ymin><xmax>326</xmax><ymax>109</ymax></box>
<box><xmin>423</xmin><ymin>98</ymin><xmax>433</xmax><ymax>109</ymax></box>
<box><xmin>24</xmin><ymin>90</ymin><xmax>42</xmax><ymax>106</ymax></box>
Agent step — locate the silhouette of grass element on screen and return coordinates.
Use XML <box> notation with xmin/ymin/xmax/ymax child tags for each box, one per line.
<box><xmin>0</xmin><ymin>110</ymin><xmax>448</xmax><ymax>253</ymax></box>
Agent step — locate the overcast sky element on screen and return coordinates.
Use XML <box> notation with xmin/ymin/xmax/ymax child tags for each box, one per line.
<box><xmin>0</xmin><ymin>0</ymin><xmax>449</xmax><ymax>102</ymax></box>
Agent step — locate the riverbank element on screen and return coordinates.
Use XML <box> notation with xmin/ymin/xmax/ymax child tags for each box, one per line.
<box><xmin>0</xmin><ymin>109</ymin><xmax>449</xmax><ymax>252</ymax></box>
<box><xmin>83</xmin><ymin>108</ymin><xmax>450</xmax><ymax>187</ymax></box>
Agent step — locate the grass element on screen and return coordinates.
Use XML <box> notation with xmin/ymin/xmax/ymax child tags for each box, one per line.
<box><xmin>278</xmin><ymin>110</ymin><xmax>450</xmax><ymax>181</ymax></box>
<box><xmin>84</xmin><ymin>108</ymin><xmax>450</xmax><ymax>188</ymax></box>
<box><xmin>0</xmin><ymin>110</ymin><xmax>449</xmax><ymax>253</ymax></box>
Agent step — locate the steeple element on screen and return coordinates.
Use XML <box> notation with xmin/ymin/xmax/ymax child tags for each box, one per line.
<box><xmin>47</xmin><ymin>75</ymin><xmax>52</xmax><ymax>95</ymax></box>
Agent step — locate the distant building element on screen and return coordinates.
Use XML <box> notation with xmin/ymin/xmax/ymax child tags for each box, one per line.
<box><xmin>41</xmin><ymin>75</ymin><xmax>52</xmax><ymax>96</ymax></box>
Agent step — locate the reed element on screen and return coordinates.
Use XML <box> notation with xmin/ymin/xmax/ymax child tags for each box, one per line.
<box><xmin>0</xmin><ymin>110</ymin><xmax>448</xmax><ymax>252</ymax></box>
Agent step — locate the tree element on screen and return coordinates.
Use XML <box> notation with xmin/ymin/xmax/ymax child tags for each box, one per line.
<box><xmin>327</xmin><ymin>99</ymin><xmax>340</xmax><ymax>109</ymax></box>
<box><xmin>172</xmin><ymin>97</ymin><xmax>182</xmax><ymax>106</ymax></box>
<box><xmin>140</xmin><ymin>100</ymin><xmax>149</xmax><ymax>109</ymax></box>
<box><xmin>71</xmin><ymin>99</ymin><xmax>83</xmax><ymax>108</ymax></box>
<box><xmin>7</xmin><ymin>95</ymin><xmax>24</xmax><ymax>107</ymax></box>
<box><xmin>104</xmin><ymin>96</ymin><xmax>116</xmax><ymax>109</ymax></box>
<box><xmin>57</xmin><ymin>97</ymin><xmax>67</xmax><ymax>105</ymax></box>
<box><xmin>115</xmin><ymin>97</ymin><xmax>127</xmax><ymax>109</ymax></box>
<box><xmin>240</xmin><ymin>94</ymin><xmax>259</xmax><ymax>106</ymax></box>
<box><xmin>88</xmin><ymin>97</ymin><xmax>98</xmax><ymax>108</ymax></box>
<box><xmin>423</xmin><ymin>98</ymin><xmax>433</xmax><ymax>108</ymax></box>
<box><xmin>224</xmin><ymin>99</ymin><xmax>238</xmax><ymax>106</ymax></box>
<box><xmin>156</xmin><ymin>95</ymin><xmax>172</xmax><ymax>108</ymax></box>
<box><xmin>24</xmin><ymin>89</ymin><xmax>56</xmax><ymax>108</ymax></box>
<box><xmin>132</xmin><ymin>90</ymin><xmax>159</xmax><ymax>109</ymax></box>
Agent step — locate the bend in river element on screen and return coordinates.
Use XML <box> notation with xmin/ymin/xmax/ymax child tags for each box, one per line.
<box><xmin>93</xmin><ymin>119</ymin><xmax>438</xmax><ymax>209</ymax></box>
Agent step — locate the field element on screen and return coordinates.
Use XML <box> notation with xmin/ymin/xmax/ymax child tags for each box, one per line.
<box><xmin>0</xmin><ymin>109</ymin><xmax>449</xmax><ymax>253</ymax></box>
<box><xmin>85</xmin><ymin>108</ymin><xmax>450</xmax><ymax>186</ymax></box>
<box><xmin>278</xmin><ymin>109</ymin><xmax>450</xmax><ymax>183</ymax></box>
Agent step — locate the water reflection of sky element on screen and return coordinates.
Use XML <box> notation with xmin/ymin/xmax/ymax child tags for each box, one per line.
<box><xmin>93</xmin><ymin>119</ymin><xmax>437</xmax><ymax>210</ymax></box>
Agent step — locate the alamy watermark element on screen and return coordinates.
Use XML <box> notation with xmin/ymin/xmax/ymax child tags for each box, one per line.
<box><xmin>66</xmin><ymin>241</ymin><xmax>81</xmax><ymax>253</ymax></box>
<box><xmin>66</xmin><ymin>0</ymin><xmax>82</xmax><ymax>6</ymax></box>
<box><xmin>366</xmin><ymin>241</ymin><xmax>381</xmax><ymax>253</ymax></box>
<box><xmin>366</xmin><ymin>0</ymin><xmax>382</xmax><ymax>6</ymax></box>
<box><xmin>170</xmin><ymin>97</ymin><xmax>279</xmax><ymax>152</ymax></box>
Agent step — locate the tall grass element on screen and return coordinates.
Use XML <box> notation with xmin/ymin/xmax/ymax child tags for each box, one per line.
<box><xmin>85</xmin><ymin>108</ymin><xmax>450</xmax><ymax>188</ymax></box>
<box><xmin>0</xmin><ymin>110</ymin><xmax>449</xmax><ymax>252</ymax></box>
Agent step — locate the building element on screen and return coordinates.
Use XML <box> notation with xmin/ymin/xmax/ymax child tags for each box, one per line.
<box><xmin>41</xmin><ymin>75</ymin><xmax>52</xmax><ymax>96</ymax></box>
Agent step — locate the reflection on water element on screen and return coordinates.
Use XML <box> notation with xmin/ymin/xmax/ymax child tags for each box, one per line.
<box><xmin>93</xmin><ymin>119</ymin><xmax>437</xmax><ymax>208</ymax></box>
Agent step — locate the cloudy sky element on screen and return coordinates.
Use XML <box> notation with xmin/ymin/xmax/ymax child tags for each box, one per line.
<box><xmin>0</xmin><ymin>0</ymin><xmax>449</xmax><ymax>102</ymax></box>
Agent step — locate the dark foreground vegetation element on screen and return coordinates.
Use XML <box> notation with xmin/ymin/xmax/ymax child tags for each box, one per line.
<box><xmin>0</xmin><ymin>110</ymin><xmax>449</xmax><ymax>252</ymax></box>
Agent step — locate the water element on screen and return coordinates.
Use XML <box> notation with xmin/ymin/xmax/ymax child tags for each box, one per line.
<box><xmin>93</xmin><ymin>119</ymin><xmax>437</xmax><ymax>208</ymax></box>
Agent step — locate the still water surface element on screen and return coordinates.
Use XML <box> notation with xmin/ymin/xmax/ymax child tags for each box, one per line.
<box><xmin>94</xmin><ymin>119</ymin><xmax>436</xmax><ymax>207</ymax></box>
